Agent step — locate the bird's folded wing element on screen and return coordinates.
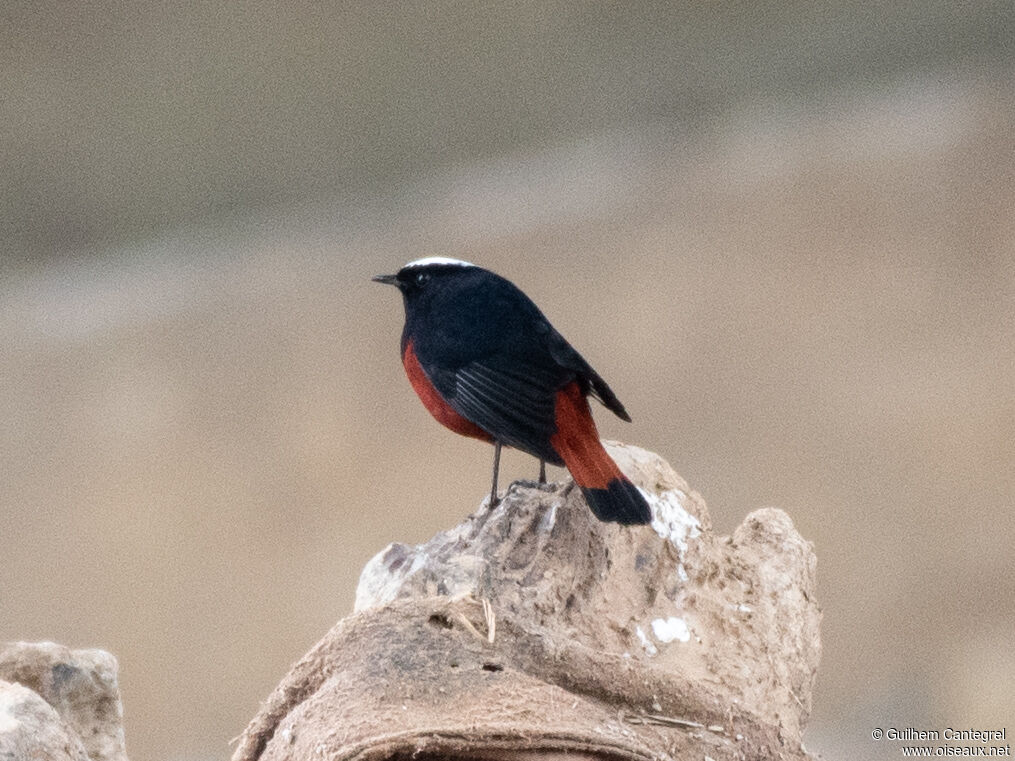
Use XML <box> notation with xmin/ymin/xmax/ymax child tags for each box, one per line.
<box><xmin>446</xmin><ymin>358</ymin><xmax>565</xmax><ymax>464</ymax></box>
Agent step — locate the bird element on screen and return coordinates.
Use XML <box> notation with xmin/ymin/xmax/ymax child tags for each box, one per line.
<box><xmin>372</xmin><ymin>257</ymin><xmax>652</xmax><ymax>525</ymax></box>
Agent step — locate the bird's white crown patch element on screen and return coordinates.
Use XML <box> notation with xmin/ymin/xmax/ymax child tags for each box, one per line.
<box><xmin>403</xmin><ymin>256</ymin><xmax>476</xmax><ymax>269</ymax></box>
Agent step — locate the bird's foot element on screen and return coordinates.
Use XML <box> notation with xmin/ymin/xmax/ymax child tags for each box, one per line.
<box><xmin>509</xmin><ymin>478</ymin><xmax>559</xmax><ymax>494</ymax></box>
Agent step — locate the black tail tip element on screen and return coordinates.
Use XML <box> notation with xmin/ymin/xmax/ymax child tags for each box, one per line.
<box><xmin>580</xmin><ymin>478</ymin><xmax>652</xmax><ymax>525</ymax></box>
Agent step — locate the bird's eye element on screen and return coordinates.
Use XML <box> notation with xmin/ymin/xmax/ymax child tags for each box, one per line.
<box><xmin>415</xmin><ymin>272</ymin><xmax>429</xmax><ymax>286</ymax></box>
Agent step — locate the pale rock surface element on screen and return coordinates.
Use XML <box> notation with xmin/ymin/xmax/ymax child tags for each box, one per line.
<box><xmin>235</xmin><ymin>443</ymin><xmax>821</xmax><ymax>761</ymax></box>
<box><xmin>0</xmin><ymin>679</ymin><xmax>90</xmax><ymax>761</ymax></box>
<box><xmin>0</xmin><ymin>641</ymin><xmax>127</xmax><ymax>761</ymax></box>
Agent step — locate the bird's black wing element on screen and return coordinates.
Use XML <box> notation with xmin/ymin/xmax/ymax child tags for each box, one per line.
<box><xmin>426</xmin><ymin>354</ymin><xmax>568</xmax><ymax>465</ymax></box>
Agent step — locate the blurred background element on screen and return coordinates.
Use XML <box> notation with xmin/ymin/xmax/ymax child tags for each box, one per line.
<box><xmin>2</xmin><ymin>3</ymin><xmax>1013</xmax><ymax>759</ymax></box>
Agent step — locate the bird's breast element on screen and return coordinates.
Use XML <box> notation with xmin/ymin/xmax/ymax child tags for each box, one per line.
<box><xmin>402</xmin><ymin>340</ymin><xmax>493</xmax><ymax>442</ymax></box>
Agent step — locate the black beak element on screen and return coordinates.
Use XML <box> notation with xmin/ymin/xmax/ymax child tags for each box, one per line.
<box><xmin>371</xmin><ymin>273</ymin><xmax>399</xmax><ymax>286</ymax></box>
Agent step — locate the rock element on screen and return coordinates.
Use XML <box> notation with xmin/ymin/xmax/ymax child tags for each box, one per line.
<box><xmin>234</xmin><ymin>443</ymin><xmax>821</xmax><ymax>761</ymax></box>
<box><xmin>0</xmin><ymin>679</ymin><xmax>90</xmax><ymax>761</ymax></box>
<box><xmin>0</xmin><ymin>641</ymin><xmax>127</xmax><ymax>761</ymax></box>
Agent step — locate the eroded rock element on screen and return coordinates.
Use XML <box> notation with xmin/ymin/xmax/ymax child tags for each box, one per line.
<box><xmin>0</xmin><ymin>641</ymin><xmax>127</xmax><ymax>761</ymax></box>
<box><xmin>0</xmin><ymin>679</ymin><xmax>90</xmax><ymax>761</ymax></box>
<box><xmin>235</xmin><ymin>443</ymin><xmax>821</xmax><ymax>761</ymax></box>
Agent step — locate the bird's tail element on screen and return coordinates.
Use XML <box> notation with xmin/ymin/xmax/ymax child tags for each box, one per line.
<box><xmin>550</xmin><ymin>383</ymin><xmax>652</xmax><ymax>525</ymax></box>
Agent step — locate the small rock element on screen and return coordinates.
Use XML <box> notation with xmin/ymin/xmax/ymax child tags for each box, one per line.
<box><xmin>0</xmin><ymin>641</ymin><xmax>128</xmax><ymax>761</ymax></box>
<box><xmin>0</xmin><ymin>679</ymin><xmax>90</xmax><ymax>761</ymax></box>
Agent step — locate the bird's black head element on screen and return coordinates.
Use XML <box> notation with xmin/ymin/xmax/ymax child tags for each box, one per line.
<box><xmin>373</xmin><ymin>257</ymin><xmax>506</xmax><ymax>356</ymax></box>
<box><xmin>371</xmin><ymin>257</ymin><xmax>480</xmax><ymax>302</ymax></box>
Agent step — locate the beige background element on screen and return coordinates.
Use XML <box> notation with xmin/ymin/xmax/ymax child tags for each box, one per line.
<box><xmin>2</xmin><ymin>4</ymin><xmax>1013</xmax><ymax>760</ymax></box>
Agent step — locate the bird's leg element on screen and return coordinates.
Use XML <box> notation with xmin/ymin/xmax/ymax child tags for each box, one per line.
<box><xmin>538</xmin><ymin>459</ymin><xmax>546</xmax><ymax>484</ymax></box>
<box><xmin>489</xmin><ymin>441</ymin><xmax>502</xmax><ymax>507</ymax></box>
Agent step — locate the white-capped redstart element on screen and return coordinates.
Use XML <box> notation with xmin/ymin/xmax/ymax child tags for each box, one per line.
<box><xmin>373</xmin><ymin>258</ymin><xmax>651</xmax><ymax>525</ymax></box>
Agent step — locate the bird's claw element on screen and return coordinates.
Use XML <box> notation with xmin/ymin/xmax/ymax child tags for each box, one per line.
<box><xmin>509</xmin><ymin>478</ymin><xmax>558</xmax><ymax>494</ymax></box>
